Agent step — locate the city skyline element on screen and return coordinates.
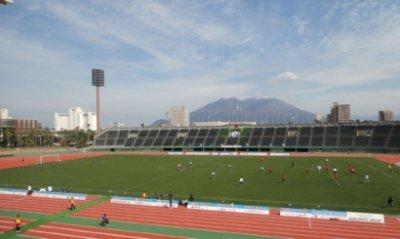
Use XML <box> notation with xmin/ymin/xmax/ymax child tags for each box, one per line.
<box><xmin>0</xmin><ymin>1</ymin><xmax>399</xmax><ymax>127</ymax></box>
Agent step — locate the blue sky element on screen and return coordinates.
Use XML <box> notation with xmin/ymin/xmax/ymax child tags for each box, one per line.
<box><xmin>0</xmin><ymin>0</ymin><xmax>399</xmax><ymax>127</ymax></box>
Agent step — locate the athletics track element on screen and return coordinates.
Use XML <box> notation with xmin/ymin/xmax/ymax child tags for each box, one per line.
<box><xmin>0</xmin><ymin>194</ymin><xmax>398</xmax><ymax>238</ymax></box>
<box><xmin>0</xmin><ymin>152</ymin><xmax>399</xmax><ymax>238</ymax></box>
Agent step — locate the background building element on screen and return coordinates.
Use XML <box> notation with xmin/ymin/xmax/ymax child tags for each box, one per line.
<box><xmin>166</xmin><ymin>106</ymin><xmax>189</xmax><ymax>126</ymax></box>
<box><xmin>54</xmin><ymin>107</ymin><xmax>97</xmax><ymax>131</ymax></box>
<box><xmin>327</xmin><ymin>102</ymin><xmax>350</xmax><ymax>123</ymax></box>
<box><xmin>379</xmin><ymin>110</ymin><xmax>394</xmax><ymax>122</ymax></box>
<box><xmin>0</xmin><ymin>108</ymin><xmax>10</xmax><ymax>119</ymax></box>
<box><xmin>315</xmin><ymin>112</ymin><xmax>326</xmax><ymax>122</ymax></box>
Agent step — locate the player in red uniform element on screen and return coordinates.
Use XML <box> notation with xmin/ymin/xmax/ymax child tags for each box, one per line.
<box><xmin>268</xmin><ymin>166</ymin><xmax>272</xmax><ymax>175</ymax></box>
<box><xmin>332</xmin><ymin>168</ymin><xmax>339</xmax><ymax>180</ymax></box>
<box><xmin>348</xmin><ymin>164</ymin><xmax>355</xmax><ymax>174</ymax></box>
<box><xmin>306</xmin><ymin>165</ymin><xmax>311</xmax><ymax>174</ymax></box>
<box><xmin>324</xmin><ymin>162</ymin><xmax>330</xmax><ymax>172</ymax></box>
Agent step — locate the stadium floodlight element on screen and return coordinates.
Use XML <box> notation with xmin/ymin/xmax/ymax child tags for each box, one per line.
<box><xmin>92</xmin><ymin>69</ymin><xmax>105</xmax><ymax>133</ymax></box>
<box><xmin>92</xmin><ymin>69</ymin><xmax>104</xmax><ymax>87</ymax></box>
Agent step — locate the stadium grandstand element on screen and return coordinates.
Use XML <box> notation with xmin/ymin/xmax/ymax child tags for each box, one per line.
<box><xmin>93</xmin><ymin>122</ymin><xmax>400</xmax><ymax>152</ymax></box>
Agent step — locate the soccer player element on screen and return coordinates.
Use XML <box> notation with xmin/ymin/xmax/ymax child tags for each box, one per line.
<box><xmin>348</xmin><ymin>164</ymin><xmax>355</xmax><ymax>174</ymax></box>
<box><xmin>317</xmin><ymin>165</ymin><xmax>322</xmax><ymax>173</ymax></box>
<box><xmin>260</xmin><ymin>166</ymin><xmax>265</xmax><ymax>173</ymax></box>
<box><xmin>281</xmin><ymin>174</ymin><xmax>287</xmax><ymax>183</ymax></box>
<box><xmin>388</xmin><ymin>164</ymin><xmax>394</xmax><ymax>174</ymax></box>
<box><xmin>228</xmin><ymin>164</ymin><xmax>232</xmax><ymax>170</ymax></box>
<box><xmin>324</xmin><ymin>161</ymin><xmax>330</xmax><ymax>172</ymax></box>
<box><xmin>210</xmin><ymin>171</ymin><xmax>216</xmax><ymax>179</ymax></box>
<box><xmin>384</xmin><ymin>196</ymin><xmax>395</xmax><ymax>208</ymax></box>
<box><xmin>69</xmin><ymin>197</ymin><xmax>76</xmax><ymax>210</ymax></box>
<box><xmin>177</xmin><ymin>163</ymin><xmax>182</xmax><ymax>171</ymax></box>
<box><xmin>239</xmin><ymin>176</ymin><xmax>244</xmax><ymax>186</ymax></box>
<box><xmin>189</xmin><ymin>161</ymin><xmax>192</xmax><ymax>168</ymax></box>
<box><xmin>332</xmin><ymin>168</ymin><xmax>339</xmax><ymax>180</ymax></box>
<box><xmin>291</xmin><ymin>161</ymin><xmax>294</xmax><ymax>167</ymax></box>
<box><xmin>15</xmin><ymin>214</ymin><xmax>21</xmax><ymax>232</ymax></box>
<box><xmin>306</xmin><ymin>165</ymin><xmax>311</xmax><ymax>174</ymax></box>
<box><xmin>268</xmin><ymin>166</ymin><xmax>272</xmax><ymax>175</ymax></box>
<box><xmin>364</xmin><ymin>173</ymin><xmax>369</xmax><ymax>184</ymax></box>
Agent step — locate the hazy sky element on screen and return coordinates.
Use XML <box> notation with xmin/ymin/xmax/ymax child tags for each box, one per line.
<box><xmin>0</xmin><ymin>0</ymin><xmax>399</xmax><ymax>127</ymax></box>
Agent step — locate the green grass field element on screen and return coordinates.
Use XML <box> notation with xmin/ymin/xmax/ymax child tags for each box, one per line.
<box><xmin>0</xmin><ymin>155</ymin><xmax>399</xmax><ymax>214</ymax></box>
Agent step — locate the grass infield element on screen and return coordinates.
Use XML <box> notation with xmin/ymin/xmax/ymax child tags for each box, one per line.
<box><xmin>0</xmin><ymin>154</ymin><xmax>399</xmax><ymax>214</ymax></box>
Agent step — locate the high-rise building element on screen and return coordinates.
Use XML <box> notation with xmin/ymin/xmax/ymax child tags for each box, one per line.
<box><xmin>315</xmin><ymin>112</ymin><xmax>326</xmax><ymax>122</ymax></box>
<box><xmin>379</xmin><ymin>110</ymin><xmax>394</xmax><ymax>122</ymax></box>
<box><xmin>328</xmin><ymin>102</ymin><xmax>350</xmax><ymax>123</ymax></box>
<box><xmin>0</xmin><ymin>108</ymin><xmax>10</xmax><ymax>119</ymax></box>
<box><xmin>54</xmin><ymin>107</ymin><xmax>97</xmax><ymax>131</ymax></box>
<box><xmin>166</xmin><ymin>106</ymin><xmax>189</xmax><ymax>126</ymax></box>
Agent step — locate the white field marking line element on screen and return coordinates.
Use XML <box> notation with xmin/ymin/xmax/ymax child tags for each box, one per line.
<box><xmin>41</xmin><ymin>225</ymin><xmax>151</xmax><ymax>239</ymax></box>
<box><xmin>92</xmin><ymin>217</ymin><xmax>323</xmax><ymax>239</ymax></box>
<box><xmin>49</xmin><ymin>223</ymin><xmax>192</xmax><ymax>239</ymax></box>
<box><xmin>98</xmin><ymin>216</ymin><xmax>395</xmax><ymax>239</ymax></box>
<box><xmin>320</xmin><ymin>160</ymin><xmax>341</xmax><ymax>186</ymax></box>
<box><xmin>121</xmin><ymin>157</ymin><xmax>213</xmax><ymax>192</ymax></box>
<box><xmin>27</xmin><ymin>229</ymin><xmax>97</xmax><ymax>239</ymax></box>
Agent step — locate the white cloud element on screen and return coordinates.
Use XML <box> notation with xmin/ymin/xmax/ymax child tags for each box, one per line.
<box><xmin>1</xmin><ymin>0</ymin><xmax>400</xmax><ymax>126</ymax></box>
<box><xmin>294</xmin><ymin>17</ymin><xmax>307</xmax><ymax>35</ymax></box>
<box><xmin>268</xmin><ymin>72</ymin><xmax>299</xmax><ymax>84</ymax></box>
<box><xmin>300</xmin><ymin>2</ymin><xmax>400</xmax><ymax>89</ymax></box>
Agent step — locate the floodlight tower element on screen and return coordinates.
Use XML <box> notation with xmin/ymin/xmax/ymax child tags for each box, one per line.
<box><xmin>92</xmin><ymin>69</ymin><xmax>104</xmax><ymax>133</ymax></box>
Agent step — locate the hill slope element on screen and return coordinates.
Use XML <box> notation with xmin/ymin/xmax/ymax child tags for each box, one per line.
<box><xmin>190</xmin><ymin>97</ymin><xmax>314</xmax><ymax>124</ymax></box>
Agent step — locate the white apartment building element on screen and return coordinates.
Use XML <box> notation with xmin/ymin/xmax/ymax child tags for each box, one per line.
<box><xmin>0</xmin><ymin>108</ymin><xmax>10</xmax><ymax>120</ymax></box>
<box><xmin>166</xmin><ymin>106</ymin><xmax>189</xmax><ymax>126</ymax></box>
<box><xmin>54</xmin><ymin>107</ymin><xmax>97</xmax><ymax>131</ymax></box>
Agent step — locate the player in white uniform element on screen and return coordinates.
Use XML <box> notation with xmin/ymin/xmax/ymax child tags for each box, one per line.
<box><xmin>239</xmin><ymin>176</ymin><xmax>244</xmax><ymax>186</ymax></box>
<box><xmin>364</xmin><ymin>173</ymin><xmax>369</xmax><ymax>184</ymax></box>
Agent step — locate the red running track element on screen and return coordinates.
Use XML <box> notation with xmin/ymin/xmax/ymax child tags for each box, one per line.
<box><xmin>0</xmin><ymin>216</ymin><xmax>29</xmax><ymax>233</ymax></box>
<box><xmin>374</xmin><ymin>154</ymin><xmax>400</xmax><ymax>164</ymax></box>
<box><xmin>0</xmin><ymin>194</ymin><xmax>96</xmax><ymax>214</ymax></box>
<box><xmin>22</xmin><ymin>222</ymin><xmax>186</xmax><ymax>239</ymax></box>
<box><xmin>75</xmin><ymin>202</ymin><xmax>400</xmax><ymax>239</ymax></box>
<box><xmin>0</xmin><ymin>152</ymin><xmax>104</xmax><ymax>170</ymax></box>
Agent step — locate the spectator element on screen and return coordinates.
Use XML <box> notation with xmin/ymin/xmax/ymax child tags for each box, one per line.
<box><xmin>189</xmin><ymin>193</ymin><xmax>194</xmax><ymax>202</ymax></box>
<box><xmin>168</xmin><ymin>191</ymin><xmax>173</xmax><ymax>208</ymax></box>
<box><xmin>27</xmin><ymin>186</ymin><xmax>33</xmax><ymax>195</ymax></box>
<box><xmin>99</xmin><ymin>214</ymin><xmax>109</xmax><ymax>226</ymax></box>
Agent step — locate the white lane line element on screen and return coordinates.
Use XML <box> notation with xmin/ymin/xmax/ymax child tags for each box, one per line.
<box><xmin>41</xmin><ymin>225</ymin><xmax>151</xmax><ymax>239</ymax></box>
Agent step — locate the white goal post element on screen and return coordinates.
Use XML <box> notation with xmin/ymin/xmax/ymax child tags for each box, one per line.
<box><xmin>38</xmin><ymin>154</ymin><xmax>61</xmax><ymax>165</ymax></box>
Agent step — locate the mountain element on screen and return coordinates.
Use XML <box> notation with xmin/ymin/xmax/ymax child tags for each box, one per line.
<box><xmin>189</xmin><ymin>97</ymin><xmax>315</xmax><ymax>124</ymax></box>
